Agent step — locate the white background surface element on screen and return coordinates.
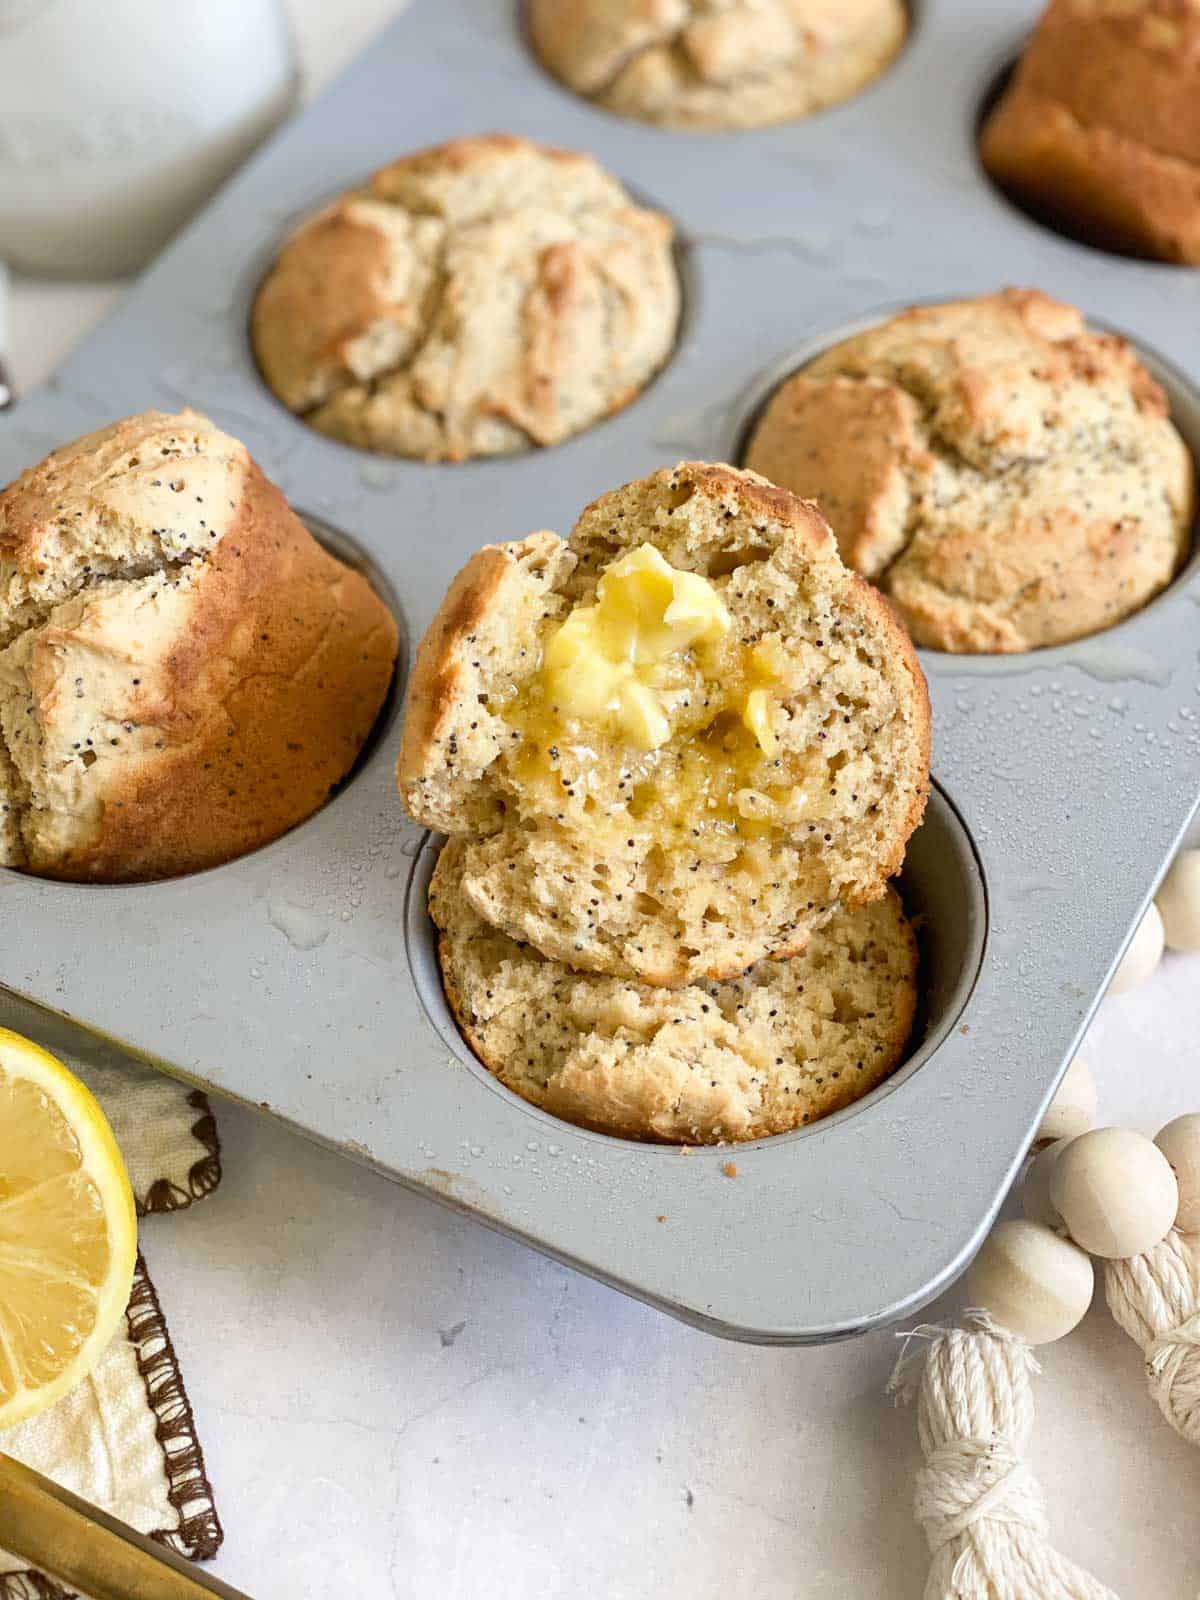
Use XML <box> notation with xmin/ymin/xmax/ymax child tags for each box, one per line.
<box><xmin>7</xmin><ymin>3</ymin><xmax>1200</xmax><ymax>1596</ymax></box>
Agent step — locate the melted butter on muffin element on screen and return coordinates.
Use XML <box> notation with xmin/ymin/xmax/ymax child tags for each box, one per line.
<box><xmin>502</xmin><ymin>544</ymin><xmax>840</xmax><ymax>854</ymax></box>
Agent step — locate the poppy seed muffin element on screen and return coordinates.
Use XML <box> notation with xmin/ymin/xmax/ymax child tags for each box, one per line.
<box><xmin>744</xmin><ymin>289</ymin><xmax>1194</xmax><ymax>653</ymax></box>
<box><xmin>399</xmin><ymin>461</ymin><xmax>929</xmax><ymax>987</ymax></box>
<box><xmin>527</xmin><ymin>0</ymin><xmax>907</xmax><ymax>131</ymax></box>
<box><xmin>0</xmin><ymin>410</ymin><xmax>398</xmax><ymax>882</ymax></box>
<box><xmin>431</xmin><ymin>835</ymin><xmax>918</xmax><ymax>1142</ymax></box>
<box><xmin>252</xmin><ymin>134</ymin><xmax>680</xmax><ymax>463</ymax></box>
<box><xmin>980</xmin><ymin>0</ymin><xmax>1200</xmax><ymax>265</ymax></box>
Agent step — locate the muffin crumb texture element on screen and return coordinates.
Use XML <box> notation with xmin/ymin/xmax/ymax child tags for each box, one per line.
<box><xmin>0</xmin><ymin>409</ymin><xmax>398</xmax><ymax>881</ymax></box>
<box><xmin>528</xmin><ymin>0</ymin><xmax>907</xmax><ymax>129</ymax></box>
<box><xmin>399</xmin><ymin>461</ymin><xmax>929</xmax><ymax>986</ymax></box>
<box><xmin>745</xmin><ymin>289</ymin><xmax>1194</xmax><ymax>653</ymax></box>
<box><xmin>252</xmin><ymin>134</ymin><xmax>679</xmax><ymax>462</ymax></box>
<box><xmin>432</xmin><ymin>836</ymin><xmax>918</xmax><ymax>1143</ymax></box>
<box><xmin>981</xmin><ymin>0</ymin><xmax>1200</xmax><ymax>265</ymax></box>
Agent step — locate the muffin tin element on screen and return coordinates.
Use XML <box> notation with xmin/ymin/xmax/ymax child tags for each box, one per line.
<box><xmin>1</xmin><ymin>0</ymin><xmax>1198</xmax><ymax>1343</ymax></box>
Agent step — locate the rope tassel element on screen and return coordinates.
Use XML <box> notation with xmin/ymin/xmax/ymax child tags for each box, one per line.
<box><xmin>890</xmin><ymin>1315</ymin><xmax>1118</xmax><ymax>1600</ymax></box>
<box><xmin>1105</xmin><ymin>1229</ymin><xmax>1200</xmax><ymax>1446</ymax></box>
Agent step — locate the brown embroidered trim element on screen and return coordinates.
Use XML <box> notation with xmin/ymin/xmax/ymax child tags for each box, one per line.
<box><xmin>0</xmin><ymin>1572</ymin><xmax>72</xmax><ymax>1600</ymax></box>
<box><xmin>139</xmin><ymin>1090</ymin><xmax>223</xmax><ymax>1217</ymax></box>
<box><xmin>1</xmin><ymin>1255</ymin><xmax>222</xmax><ymax>1600</ymax></box>
<box><xmin>127</xmin><ymin>1253</ymin><xmax>223</xmax><ymax>1562</ymax></box>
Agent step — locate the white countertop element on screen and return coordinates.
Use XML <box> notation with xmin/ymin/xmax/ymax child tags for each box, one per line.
<box><xmin>8</xmin><ymin>4</ymin><xmax>1200</xmax><ymax>1595</ymax></box>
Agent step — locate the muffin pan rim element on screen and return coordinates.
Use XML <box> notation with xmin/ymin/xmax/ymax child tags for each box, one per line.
<box><xmin>403</xmin><ymin>778</ymin><xmax>990</xmax><ymax>1154</ymax></box>
<box><xmin>0</xmin><ymin>0</ymin><xmax>1197</xmax><ymax>1342</ymax></box>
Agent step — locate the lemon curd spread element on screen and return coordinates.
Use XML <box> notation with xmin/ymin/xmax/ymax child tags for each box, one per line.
<box><xmin>502</xmin><ymin>545</ymin><xmax>823</xmax><ymax>853</ymax></box>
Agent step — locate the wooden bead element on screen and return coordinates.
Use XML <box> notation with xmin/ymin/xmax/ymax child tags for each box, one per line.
<box><xmin>1155</xmin><ymin>1114</ymin><xmax>1200</xmax><ymax>1234</ymax></box>
<box><xmin>1036</xmin><ymin>1056</ymin><xmax>1097</xmax><ymax>1144</ymax></box>
<box><xmin>1051</xmin><ymin>1127</ymin><xmax>1179</xmax><ymax>1258</ymax></box>
<box><xmin>966</xmin><ymin>1219</ymin><xmax>1094</xmax><ymax>1344</ymax></box>
<box><xmin>1023</xmin><ymin>1139</ymin><xmax>1070</xmax><ymax>1229</ymax></box>
<box><xmin>1156</xmin><ymin>850</ymin><xmax>1200</xmax><ymax>953</ymax></box>
<box><xmin>1107</xmin><ymin>904</ymin><xmax>1163</xmax><ymax>995</ymax></box>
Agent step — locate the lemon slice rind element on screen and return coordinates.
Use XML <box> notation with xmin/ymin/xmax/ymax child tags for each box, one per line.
<box><xmin>0</xmin><ymin>1026</ymin><xmax>137</xmax><ymax>1430</ymax></box>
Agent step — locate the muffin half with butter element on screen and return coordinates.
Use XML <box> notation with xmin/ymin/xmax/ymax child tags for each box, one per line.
<box><xmin>0</xmin><ymin>409</ymin><xmax>398</xmax><ymax>882</ymax></box>
<box><xmin>399</xmin><ymin>462</ymin><xmax>929</xmax><ymax>987</ymax></box>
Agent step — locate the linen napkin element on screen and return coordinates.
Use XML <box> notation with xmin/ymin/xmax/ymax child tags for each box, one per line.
<box><xmin>0</xmin><ymin>989</ymin><xmax>223</xmax><ymax>1598</ymax></box>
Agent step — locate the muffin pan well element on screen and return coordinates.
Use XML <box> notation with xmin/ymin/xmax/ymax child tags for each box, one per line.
<box><xmin>1</xmin><ymin>0</ymin><xmax>1197</xmax><ymax>1342</ymax></box>
<box><xmin>730</xmin><ymin>302</ymin><xmax>1198</xmax><ymax>653</ymax></box>
<box><xmin>405</xmin><ymin>786</ymin><xmax>987</xmax><ymax>1146</ymax></box>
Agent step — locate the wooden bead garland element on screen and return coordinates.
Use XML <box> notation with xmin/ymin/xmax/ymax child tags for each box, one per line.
<box><xmin>893</xmin><ymin>1215</ymin><xmax>1107</xmax><ymax>1595</ymax></box>
<box><xmin>1022</xmin><ymin>1140</ymin><xmax>1068</xmax><ymax>1230</ymax></box>
<box><xmin>896</xmin><ymin>1091</ymin><xmax>1196</xmax><ymax>1590</ymax></box>
<box><xmin>967</xmin><ymin>1221</ymin><xmax>1093</xmax><ymax>1345</ymax></box>
<box><xmin>1096</xmin><ymin>1115</ymin><xmax>1200</xmax><ymax>1449</ymax></box>
<box><xmin>1155</xmin><ymin>1116</ymin><xmax>1200</xmax><ymax>1233</ymax></box>
<box><xmin>1050</xmin><ymin>1129</ymin><xmax>1178</xmax><ymax>1259</ymax></box>
<box><xmin>894</xmin><ymin>858</ymin><xmax>1196</xmax><ymax>1595</ymax></box>
<box><xmin>890</xmin><ymin>1308</ymin><xmax>1116</xmax><ymax>1600</ymax></box>
<box><xmin>1107</xmin><ymin>903</ymin><xmax>1163</xmax><ymax>995</ymax></box>
<box><xmin>1105</xmin><ymin>1230</ymin><xmax>1200</xmax><ymax>1447</ymax></box>
<box><xmin>1035</xmin><ymin>1057</ymin><xmax>1097</xmax><ymax>1146</ymax></box>
<box><xmin>1156</xmin><ymin>849</ymin><xmax>1200</xmax><ymax>952</ymax></box>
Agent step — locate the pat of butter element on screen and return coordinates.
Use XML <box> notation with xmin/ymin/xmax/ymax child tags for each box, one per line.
<box><xmin>742</xmin><ymin>688</ymin><xmax>777</xmax><ymax>756</ymax></box>
<box><xmin>541</xmin><ymin>544</ymin><xmax>731</xmax><ymax>751</ymax></box>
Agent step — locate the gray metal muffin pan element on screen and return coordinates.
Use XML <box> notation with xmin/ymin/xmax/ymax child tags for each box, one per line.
<box><xmin>2</xmin><ymin>0</ymin><xmax>1199</xmax><ymax>1343</ymax></box>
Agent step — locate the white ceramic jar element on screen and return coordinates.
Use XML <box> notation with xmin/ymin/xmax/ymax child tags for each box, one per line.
<box><xmin>0</xmin><ymin>0</ymin><xmax>298</xmax><ymax>277</ymax></box>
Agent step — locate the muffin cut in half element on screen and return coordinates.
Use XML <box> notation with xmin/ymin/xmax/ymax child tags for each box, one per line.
<box><xmin>399</xmin><ymin>462</ymin><xmax>930</xmax><ymax>986</ymax></box>
<box><xmin>0</xmin><ymin>410</ymin><xmax>398</xmax><ymax>882</ymax></box>
<box><xmin>527</xmin><ymin>0</ymin><xmax>907</xmax><ymax>131</ymax></box>
<box><xmin>980</xmin><ymin>0</ymin><xmax>1200</xmax><ymax>266</ymax></box>
<box><xmin>432</xmin><ymin>835</ymin><xmax>918</xmax><ymax>1142</ymax></box>
<box><xmin>744</xmin><ymin>289</ymin><xmax>1195</xmax><ymax>653</ymax></box>
<box><xmin>252</xmin><ymin>133</ymin><xmax>680</xmax><ymax>463</ymax></box>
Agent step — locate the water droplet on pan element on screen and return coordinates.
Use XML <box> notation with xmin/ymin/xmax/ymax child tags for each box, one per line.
<box><xmin>360</xmin><ymin>461</ymin><xmax>397</xmax><ymax>491</ymax></box>
<box><xmin>268</xmin><ymin>897</ymin><xmax>331</xmax><ymax>951</ymax></box>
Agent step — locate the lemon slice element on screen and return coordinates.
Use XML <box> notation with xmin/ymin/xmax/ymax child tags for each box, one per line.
<box><xmin>0</xmin><ymin>1027</ymin><xmax>137</xmax><ymax>1429</ymax></box>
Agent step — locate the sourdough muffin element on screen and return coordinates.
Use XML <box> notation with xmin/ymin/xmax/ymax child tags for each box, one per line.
<box><xmin>744</xmin><ymin>290</ymin><xmax>1194</xmax><ymax>653</ymax></box>
<box><xmin>399</xmin><ymin>461</ymin><xmax>929</xmax><ymax>986</ymax></box>
<box><xmin>252</xmin><ymin>134</ymin><xmax>679</xmax><ymax>463</ymax></box>
<box><xmin>432</xmin><ymin>836</ymin><xmax>917</xmax><ymax>1142</ymax></box>
<box><xmin>0</xmin><ymin>410</ymin><xmax>398</xmax><ymax>881</ymax></box>
<box><xmin>527</xmin><ymin>0</ymin><xmax>907</xmax><ymax>130</ymax></box>
<box><xmin>980</xmin><ymin>0</ymin><xmax>1200</xmax><ymax>265</ymax></box>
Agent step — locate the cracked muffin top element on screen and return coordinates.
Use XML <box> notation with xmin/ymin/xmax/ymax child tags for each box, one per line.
<box><xmin>251</xmin><ymin>134</ymin><xmax>680</xmax><ymax>463</ymax></box>
<box><xmin>0</xmin><ymin>410</ymin><xmax>398</xmax><ymax>881</ymax></box>
<box><xmin>527</xmin><ymin>0</ymin><xmax>907</xmax><ymax>130</ymax></box>
<box><xmin>398</xmin><ymin>461</ymin><xmax>929</xmax><ymax>987</ymax></box>
<box><xmin>744</xmin><ymin>289</ymin><xmax>1195</xmax><ymax>654</ymax></box>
